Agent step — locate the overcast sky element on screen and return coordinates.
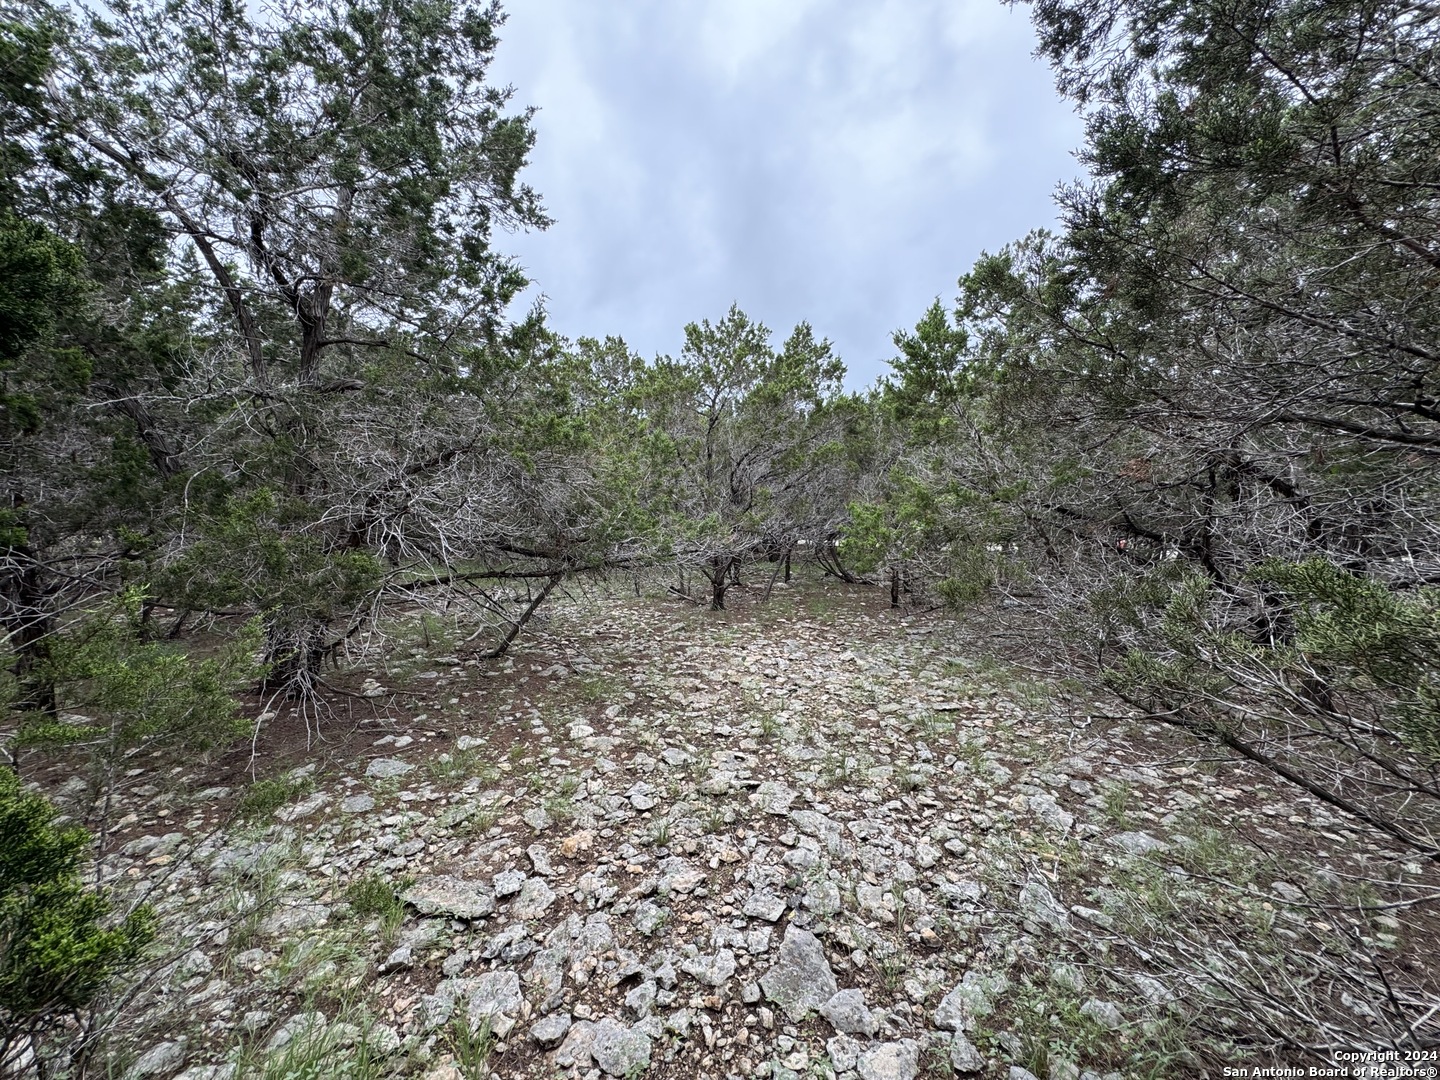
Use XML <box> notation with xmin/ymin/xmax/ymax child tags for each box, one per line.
<box><xmin>488</xmin><ymin>0</ymin><xmax>1085</xmax><ymax>389</ymax></box>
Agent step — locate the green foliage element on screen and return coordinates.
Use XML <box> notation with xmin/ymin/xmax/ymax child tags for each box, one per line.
<box><xmin>0</xmin><ymin>770</ymin><xmax>153</xmax><ymax>1066</ymax></box>
<box><xmin>159</xmin><ymin>490</ymin><xmax>383</xmax><ymax>626</ymax></box>
<box><xmin>237</xmin><ymin>775</ymin><xmax>316</xmax><ymax>822</ymax></box>
<box><xmin>448</xmin><ymin>1012</ymin><xmax>495</xmax><ymax>1079</ymax></box>
<box><xmin>344</xmin><ymin>874</ymin><xmax>401</xmax><ymax>921</ymax></box>
<box><xmin>625</xmin><ymin>304</ymin><xmax>850</xmax><ymax>605</ymax></box>
<box><xmin>1255</xmin><ymin>559</ymin><xmax>1440</xmax><ymax>760</ymax></box>
<box><xmin>12</xmin><ymin>588</ymin><xmax>258</xmax><ymax>764</ymax></box>
<box><xmin>0</xmin><ymin>210</ymin><xmax>86</xmax><ymax>435</ymax></box>
<box><xmin>883</xmin><ymin>297</ymin><xmax>969</xmax><ymax>429</ymax></box>
<box><xmin>344</xmin><ymin>872</ymin><xmax>409</xmax><ymax>945</ymax></box>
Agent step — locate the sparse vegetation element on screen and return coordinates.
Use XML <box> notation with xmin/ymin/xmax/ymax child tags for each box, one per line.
<box><xmin>237</xmin><ymin>776</ymin><xmax>316</xmax><ymax>822</ymax></box>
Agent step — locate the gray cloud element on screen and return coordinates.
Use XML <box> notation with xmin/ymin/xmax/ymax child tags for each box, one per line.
<box><xmin>489</xmin><ymin>0</ymin><xmax>1084</xmax><ymax>387</ymax></box>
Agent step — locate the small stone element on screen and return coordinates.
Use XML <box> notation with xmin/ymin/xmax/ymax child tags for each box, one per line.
<box><xmin>560</xmin><ymin>830</ymin><xmax>595</xmax><ymax>857</ymax></box>
<box><xmin>1019</xmin><ymin>881</ymin><xmax>1069</xmax><ymax>931</ymax></box>
<box><xmin>590</xmin><ymin>1017</ymin><xmax>652</xmax><ymax>1077</ymax></box>
<box><xmin>264</xmin><ymin>1012</ymin><xmax>326</xmax><ymax>1052</ymax></box>
<box><xmin>365</xmin><ymin>758</ymin><xmax>413</xmax><ymax>779</ymax></box>
<box><xmin>857</xmin><ymin>1039</ymin><xmax>920</xmax><ymax>1080</ymax></box>
<box><xmin>1028</xmin><ymin>794</ymin><xmax>1075</xmax><ymax>832</ymax></box>
<box><xmin>633</xmin><ymin>901</ymin><xmax>668</xmax><ymax>936</ymax></box>
<box><xmin>341</xmin><ymin>794</ymin><xmax>375</xmax><ymax>814</ymax></box>
<box><xmin>1110</xmin><ymin>831</ymin><xmax>1167</xmax><ymax>856</ymax></box>
<box><xmin>527</xmin><ymin>844</ymin><xmax>554</xmax><ymax>876</ymax></box>
<box><xmin>681</xmin><ymin>949</ymin><xmax>737</xmax><ymax>987</ymax></box>
<box><xmin>1079</xmin><ymin>999</ymin><xmax>1124</xmax><ymax>1030</ymax></box>
<box><xmin>511</xmin><ymin>878</ymin><xmax>557</xmax><ymax>920</ymax></box>
<box><xmin>751</xmin><ymin>781</ymin><xmax>797</xmax><ymax>815</ymax></box>
<box><xmin>381</xmin><ymin>944</ymin><xmax>413</xmax><ymax>972</ymax></box>
<box><xmin>934</xmin><ymin>971</ymin><xmax>1007</xmax><ymax>1031</ymax></box>
<box><xmin>827</xmin><ymin>1034</ymin><xmax>863</xmax><ymax>1073</ymax></box>
<box><xmin>803</xmin><ymin>880</ymin><xmax>842</xmax><ymax>915</ymax></box>
<box><xmin>493</xmin><ymin>869</ymin><xmax>526</xmax><ymax>898</ymax></box>
<box><xmin>403</xmin><ymin>877</ymin><xmax>495</xmax><ymax>920</ymax></box>
<box><xmin>624</xmin><ymin>980</ymin><xmax>657</xmax><ymax>1018</ymax></box>
<box><xmin>555</xmin><ymin>1020</ymin><xmax>596</xmax><ymax>1068</ymax></box>
<box><xmin>125</xmin><ymin>1039</ymin><xmax>188</xmax><ymax>1078</ymax></box>
<box><xmin>950</xmin><ymin>1032</ymin><xmax>985</xmax><ymax>1073</ymax></box>
<box><xmin>820</xmin><ymin>988</ymin><xmax>874</xmax><ymax>1036</ymax></box>
<box><xmin>742</xmin><ymin>891</ymin><xmax>787</xmax><ymax>922</ymax></box>
<box><xmin>465</xmin><ymin>970</ymin><xmax>524</xmax><ymax>1038</ymax></box>
<box><xmin>625</xmin><ymin>782</ymin><xmax>658</xmax><ymax>811</ymax></box>
<box><xmin>529</xmin><ymin>1012</ymin><xmax>572</xmax><ymax>1047</ymax></box>
<box><xmin>759</xmin><ymin>925</ymin><xmax>839</xmax><ymax>1021</ymax></box>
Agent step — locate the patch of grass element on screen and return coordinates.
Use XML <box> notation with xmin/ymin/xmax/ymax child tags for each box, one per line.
<box><xmin>906</xmin><ymin>711</ymin><xmax>956</xmax><ymax>740</ymax></box>
<box><xmin>1169</xmin><ymin>826</ymin><xmax>1257</xmax><ymax>886</ymax></box>
<box><xmin>237</xmin><ymin>775</ymin><xmax>315</xmax><ymax>821</ymax></box>
<box><xmin>802</xmin><ymin>587</ymin><xmax>847</xmax><ymax>621</ymax></box>
<box><xmin>893</xmin><ymin>763</ymin><xmax>924</xmax><ymax>793</ymax></box>
<box><xmin>272</xmin><ymin>933</ymin><xmax>368</xmax><ymax>997</ymax></box>
<box><xmin>647</xmin><ymin>819</ymin><xmax>672</xmax><ymax>848</ymax></box>
<box><xmin>574</xmin><ymin>674</ymin><xmax>623</xmax><ymax>705</ymax></box>
<box><xmin>876</xmin><ymin>949</ymin><xmax>908</xmax><ymax>995</ymax></box>
<box><xmin>448</xmin><ymin>1014</ymin><xmax>495</xmax><ymax>1079</ymax></box>
<box><xmin>345</xmin><ymin>872</ymin><xmax>411</xmax><ymax>945</ymax></box>
<box><xmin>451</xmin><ymin>800</ymin><xmax>503</xmax><ymax>838</ymax></box>
<box><xmin>690</xmin><ymin>756</ymin><xmax>713</xmax><ymax>785</ymax></box>
<box><xmin>922</xmin><ymin>1040</ymin><xmax>956</xmax><ymax>1079</ymax></box>
<box><xmin>757</xmin><ymin>712</ymin><xmax>783</xmax><ymax>740</ymax></box>
<box><xmin>701</xmin><ymin>806</ymin><xmax>728</xmax><ymax>834</ymax></box>
<box><xmin>220</xmin><ymin>840</ymin><xmax>297</xmax><ymax>956</ymax></box>
<box><xmin>891</xmin><ymin>882</ymin><xmax>910</xmax><ymax>932</ymax></box>
<box><xmin>231</xmin><ymin>1004</ymin><xmax>392</xmax><ymax>1078</ymax></box>
<box><xmin>819</xmin><ymin>747</ymin><xmax>867</xmax><ymax>788</ymax></box>
<box><xmin>1007</xmin><ymin>979</ymin><xmax>1112</xmax><ymax>1079</ymax></box>
<box><xmin>428</xmin><ymin>747</ymin><xmax>484</xmax><ymax>786</ymax></box>
<box><xmin>542</xmin><ymin>796</ymin><xmax>577</xmax><ymax>824</ymax></box>
<box><xmin>1099</xmin><ymin>780</ymin><xmax>1134</xmax><ymax>828</ymax></box>
<box><xmin>951</xmin><ymin>736</ymin><xmax>989</xmax><ymax>775</ymax></box>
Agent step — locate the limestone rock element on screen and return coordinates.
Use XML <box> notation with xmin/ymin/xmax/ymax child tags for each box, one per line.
<box><xmin>403</xmin><ymin>877</ymin><xmax>495</xmax><ymax>920</ymax></box>
<box><xmin>529</xmin><ymin>1011</ymin><xmax>571</xmax><ymax>1047</ymax></box>
<box><xmin>511</xmin><ymin>877</ymin><xmax>557</xmax><ymax>920</ymax></box>
<box><xmin>759</xmin><ymin>925</ymin><xmax>839</xmax><ymax>1021</ymax></box>
<box><xmin>857</xmin><ymin>1039</ymin><xmax>920</xmax><ymax>1080</ymax></box>
<box><xmin>820</xmin><ymin>988</ymin><xmax>874</xmax><ymax>1036</ymax></box>
<box><xmin>465</xmin><ymin>970</ymin><xmax>524</xmax><ymax>1038</ymax></box>
<box><xmin>365</xmin><ymin>757</ymin><xmax>413</xmax><ymax>779</ymax></box>
<box><xmin>590</xmin><ymin>1016</ymin><xmax>652</xmax><ymax>1077</ymax></box>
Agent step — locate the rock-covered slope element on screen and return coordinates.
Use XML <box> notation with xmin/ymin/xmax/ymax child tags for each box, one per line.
<box><xmin>81</xmin><ymin>581</ymin><xmax>1437</xmax><ymax>1078</ymax></box>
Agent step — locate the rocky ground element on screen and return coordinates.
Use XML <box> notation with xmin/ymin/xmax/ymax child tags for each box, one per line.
<box><xmin>35</xmin><ymin>575</ymin><xmax>1440</xmax><ymax>1078</ymax></box>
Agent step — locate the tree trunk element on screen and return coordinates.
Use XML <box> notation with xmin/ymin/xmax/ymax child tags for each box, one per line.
<box><xmin>479</xmin><ymin>572</ymin><xmax>562</xmax><ymax>659</ymax></box>
<box><xmin>261</xmin><ymin>616</ymin><xmax>329</xmax><ymax>701</ymax></box>
<box><xmin>709</xmin><ymin>556</ymin><xmax>731</xmax><ymax>610</ymax></box>
<box><xmin>2</xmin><ymin>539</ymin><xmax>57</xmax><ymax>716</ymax></box>
<box><xmin>890</xmin><ymin>566</ymin><xmax>901</xmax><ymax>609</ymax></box>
